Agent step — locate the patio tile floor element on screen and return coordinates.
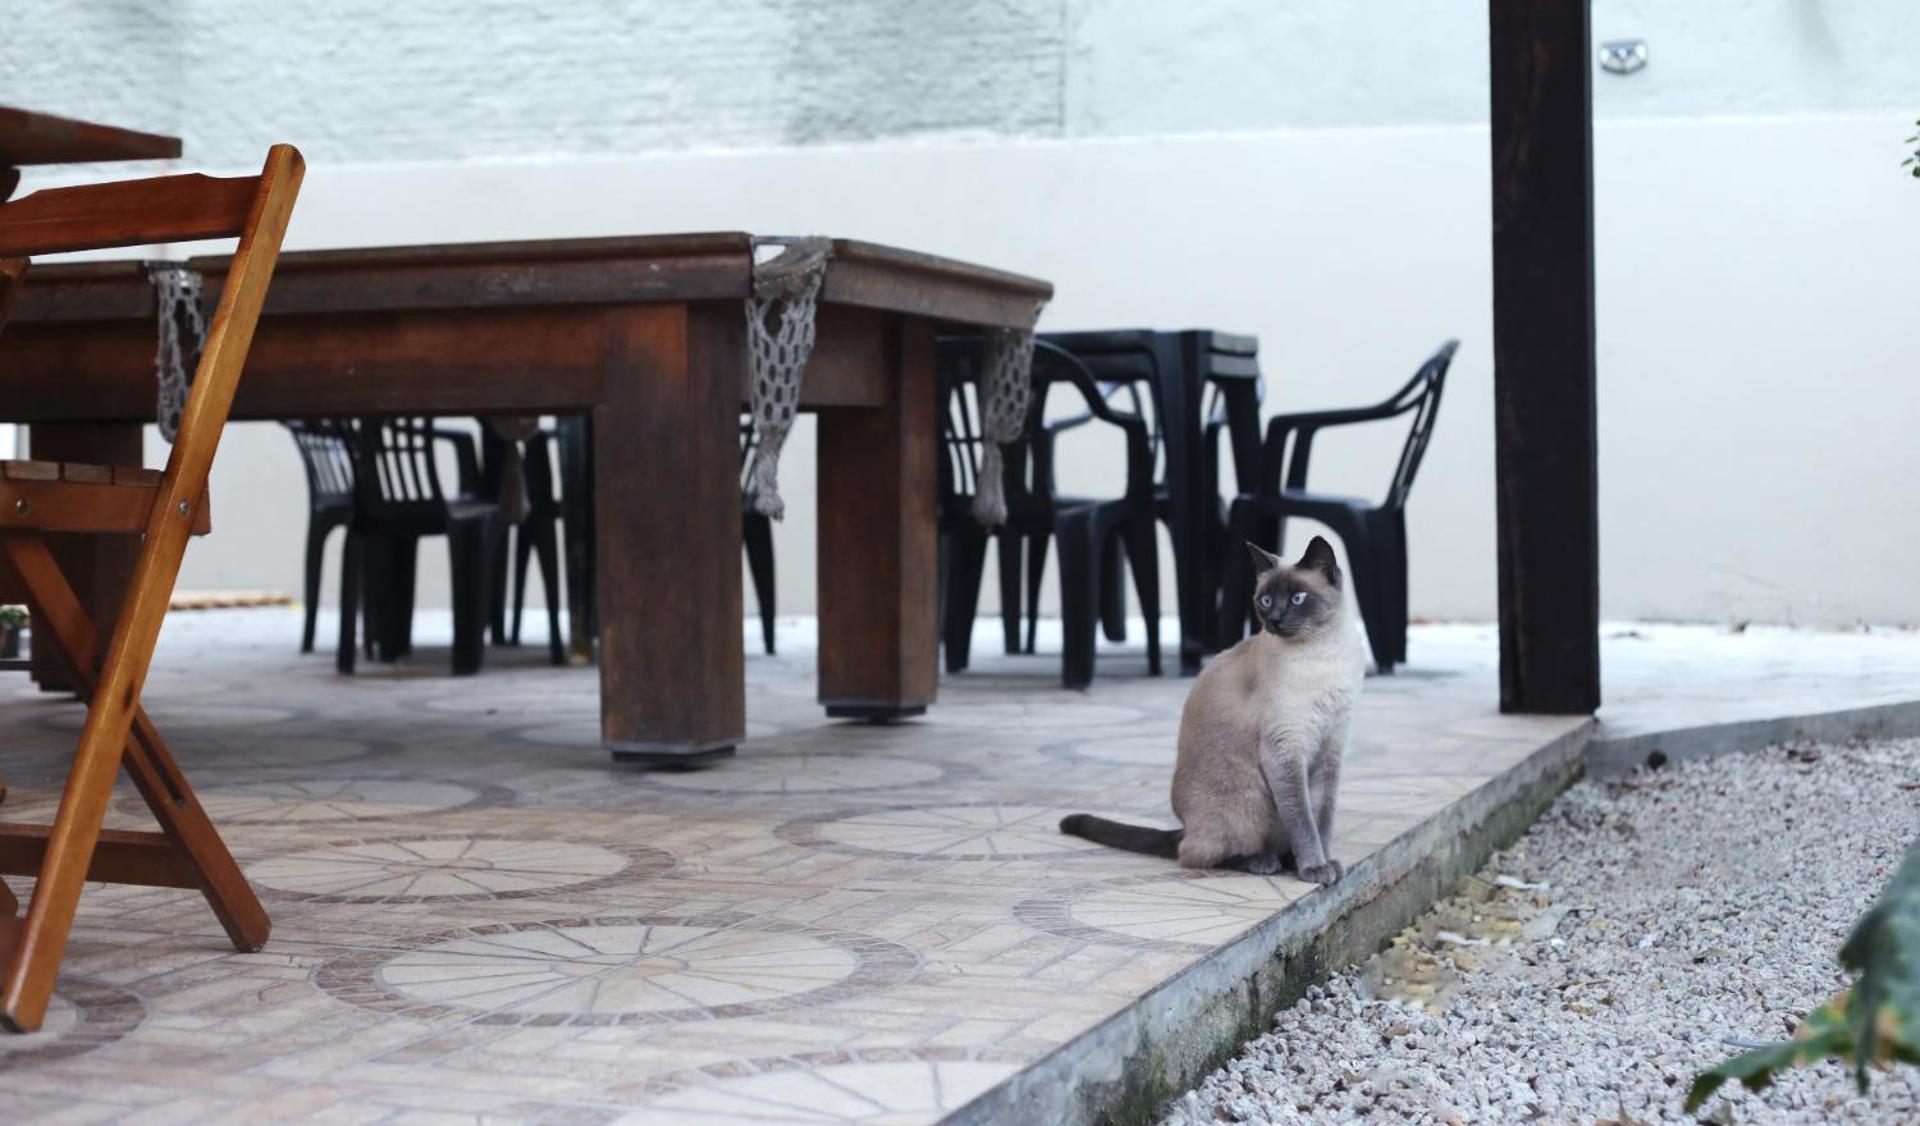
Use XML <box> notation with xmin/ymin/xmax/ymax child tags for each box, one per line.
<box><xmin>2</xmin><ymin>610</ymin><xmax>1904</xmax><ymax>1122</ymax></box>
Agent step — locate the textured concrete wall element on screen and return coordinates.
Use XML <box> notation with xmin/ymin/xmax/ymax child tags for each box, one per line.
<box><xmin>4</xmin><ymin>0</ymin><xmax>1065</xmax><ymax>165</ymax></box>
<box><xmin>8</xmin><ymin>0</ymin><xmax>1917</xmax><ymax>167</ymax></box>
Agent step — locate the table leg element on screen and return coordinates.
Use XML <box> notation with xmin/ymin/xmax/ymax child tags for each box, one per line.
<box><xmin>817</xmin><ymin>315</ymin><xmax>938</xmax><ymax>721</ymax></box>
<box><xmin>27</xmin><ymin>423</ymin><xmax>143</xmax><ymax>693</ymax></box>
<box><xmin>596</xmin><ymin>305</ymin><xmax>743</xmax><ymax>766</ymax></box>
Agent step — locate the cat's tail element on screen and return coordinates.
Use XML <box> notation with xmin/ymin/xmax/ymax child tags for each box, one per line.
<box><xmin>1059</xmin><ymin>813</ymin><xmax>1182</xmax><ymax>859</ymax></box>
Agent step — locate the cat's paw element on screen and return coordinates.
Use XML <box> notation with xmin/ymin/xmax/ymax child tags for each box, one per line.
<box><xmin>1241</xmin><ymin>853</ymin><xmax>1284</xmax><ymax>876</ymax></box>
<box><xmin>1298</xmin><ymin>860</ymin><xmax>1344</xmax><ymax>887</ymax></box>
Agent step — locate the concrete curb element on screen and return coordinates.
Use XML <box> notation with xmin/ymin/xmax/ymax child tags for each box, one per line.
<box><xmin>1588</xmin><ymin>699</ymin><xmax>1920</xmax><ymax>778</ymax></box>
<box><xmin>948</xmin><ymin>720</ymin><xmax>1593</xmax><ymax>1126</ymax></box>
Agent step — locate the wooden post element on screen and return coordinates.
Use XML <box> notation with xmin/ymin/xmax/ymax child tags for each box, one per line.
<box><xmin>1489</xmin><ymin>0</ymin><xmax>1601</xmax><ymax>714</ymax></box>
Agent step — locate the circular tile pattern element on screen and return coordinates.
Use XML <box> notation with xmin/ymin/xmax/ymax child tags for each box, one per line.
<box><xmin>505</xmin><ymin>715</ymin><xmax>781</xmax><ymax>750</ymax></box>
<box><xmin>0</xmin><ymin>980</ymin><xmax>144</xmax><ymax>1070</ymax></box>
<box><xmin>316</xmin><ymin>916</ymin><xmax>916</xmax><ymax>1027</ymax></box>
<box><xmin>1014</xmin><ymin>870</ymin><xmax>1309</xmax><ymax>953</ymax></box>
<box><xmin>39</xmin><ymin>701</ymin><xmax>301</xmax><ymax>733</ymax></box>
<box><xmin>644</xmin><ymin>754</ymin><xmax>945</xmax><ymax>796</ymax></box>
<box><xmin>777</xmin><ymin>803</ymin><xmax>1109</xmax><ymax>861</ymax></box>
<box><xmin>420</xmin><ymin>685</ymin><xmax>577</xmax><ymax>716</ymax></box>
<box><xmin>246</xmin><ymin>836</ymin><xmax>671</xmax><ymax>904</ymax></box>
<box><xmin>622</xmin><ymin>1047</ymin><xmax>1025</xmax><ymax>1123</ymax></box>
<box><xmin>1046</xmin><ymin>731</ymin><xmax>1177</xmax><ymax>766</ymax></box>
<box><xmin>204</xmin><ymin>734</ymin><xmax>390</xmax><ymax>771</ymax></box>
<box><xmin>187</xmin><ymin>778</ymin><xmax>501</xmax><ymax>824</ymax></box>
<box><xmin>933</xmin><ymin>699</ymin><xmax>1151</xmax><ymax>731</ymax></box>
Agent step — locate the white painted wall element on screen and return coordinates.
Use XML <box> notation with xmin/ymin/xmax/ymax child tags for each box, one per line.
<box><xmin>5</xmin><ymin>2</ymin><xmax>1919</xmax><ymax>628</ymax></box>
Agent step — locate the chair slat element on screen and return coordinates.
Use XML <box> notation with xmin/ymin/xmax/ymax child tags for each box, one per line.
<box><xmin>0</xmin><ymin>460</ymin><xmax>59</xmax><ymax>481</ymax></box>
<box><xmin>0</xmin><ymin>172</ymin><xmax>261</xmax><ymax>257</ymax></box>
<box><xmin>58</xmin><ymin>463</ymin><xmax>111</xmax><ymax>484</ymax></box>
<box><xmin>0</xmin><ymin>825</ymin><xmax>203</xmax><ymax>889</ymax></box>
<box><xmin>0</xmin><ymin>474</ymin><xmax>212</xmax><ymax>535</ymax></box>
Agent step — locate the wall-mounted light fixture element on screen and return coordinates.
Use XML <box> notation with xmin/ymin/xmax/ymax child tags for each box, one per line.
<box><xmin>1599</xmin><ymin>39</ymin><xmax>1649</xmax><ymax>75</ymax></box>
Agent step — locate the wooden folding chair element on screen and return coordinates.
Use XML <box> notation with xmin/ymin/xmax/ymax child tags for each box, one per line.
<box><xmin>0</xmin><ymin>145</ymin><xmax>303</xmax><ymax>1032</ymax></box>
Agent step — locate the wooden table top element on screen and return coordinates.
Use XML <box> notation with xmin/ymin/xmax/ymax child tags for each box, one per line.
<box><xmin>0</xmin><ymin>104</ymin><xmax>181</xmax><ymax>167</ymax></box>
<box><xmin>11</xmin><ymin>233</ymin><xmax>1052</xmax><ymax>330</ymax></box>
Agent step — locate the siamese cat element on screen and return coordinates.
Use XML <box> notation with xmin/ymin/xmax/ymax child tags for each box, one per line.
<box><xmin>1060</xmin><ymin>536</ymin><xmax>1365</xmax><ymax>885</ymax></box>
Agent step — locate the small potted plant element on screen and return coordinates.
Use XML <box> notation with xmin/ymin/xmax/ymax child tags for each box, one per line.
<box><xmin>0</xmin><ymin>605</ymin><xmax>25</xmax><ymax>654</ymax></box>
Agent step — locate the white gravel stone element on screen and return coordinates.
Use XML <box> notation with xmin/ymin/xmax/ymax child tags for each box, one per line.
<box><xmin>1161</xmin><ymin>737</ymin><xmax>1920</xmax><ymax>1125</ymax></box>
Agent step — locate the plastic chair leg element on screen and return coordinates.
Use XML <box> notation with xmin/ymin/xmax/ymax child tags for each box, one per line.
<box><xmin>1099</xmin><ymin>531</ymin><xmax>1128</xmax><ymax>643</ymax></box>
<box><xmin>1023</xmin><ymin>531</ymin><xmax>1048</xmax><ymax>654</ymax></box>
<box><xmin>1057</xmin><ymin>511</ymin><xmax>1097</xmax><ymax>690</ymax></box>
<box><xmin>1215</xmin><ymin>500</ymin><xmax>1257</xmax><ymax>649</ymax></box>
<box><xmin>300</xmin><ymin>520</ymin><xmax>328</xmax><ymax>654</ymax></box>
<box><xmin>942</xmin><ymin>522</ymin><xmax>989</xmax><ymax>674</ymax></box>
<box><xmin>533</xmin><ymin>518</ymin><xmax>565</xmax><ymax>666</ymax></box>
<box><xmin>487</xmin><ymin>532</ymin><xmax>508</xmax><ymax>647</ymax></box>
<box><xmin>995</xmin><ymin>533</ymin><xmax>1022</xmax><ymax>656</ymax></box>
<box><xmin>447</xmin><ymin>520</ymin><xmax>497</xmax><ymax>676</ymax></box>
<box><xmin>336</xmin><ymin>530</ymin><xmax>362</xmax><ymax>675</ymax></box>
<box><xmin>1123</xmin><ymin>516</ymin><xmax>1162</xmax><ymax>676</ymax></box>
<box><xmin>509</xmin><ymin>524</ymin><xmax>536</xmax><ymax>646</ymax></box>
<box><xmin>743</xmin><ymin>510</ymin><xmax>777</xmax><ymax>656</ymax></box>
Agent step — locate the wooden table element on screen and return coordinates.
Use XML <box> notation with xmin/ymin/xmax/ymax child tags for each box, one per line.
<box><xmin>0</xmin><ymin>235</ymin><xmax>1052</xmax><ymax>764</ymax></box>
<box><xmin>0</xmin><ymin>104</ymin><xmax>181</xmax><ymax>202</ymax></box>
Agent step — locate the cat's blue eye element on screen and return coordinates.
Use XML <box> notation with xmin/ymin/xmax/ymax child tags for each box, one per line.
<box><xmin>1258</xmin><ymin>594</ymin><xmax>1273</xmax><ymax>609</ymax></box>
<box><xmin>1290</xmin><ymin>591</ymin><xmax>1308</xmax><ymax>606</ymax></box>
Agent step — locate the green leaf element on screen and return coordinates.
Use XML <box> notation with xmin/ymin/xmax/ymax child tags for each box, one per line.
<box><xmin>1838</xmin><ymin>837</ymin><xmax>1920</xmax><ymax>1087</ymax></box>
<box><xmin>1690</xmin><ymin>838</ymin><xmax>1920</xmax><ymax>1112</ymax></box>
<box><xmin>1685</xmin><ymin>994</ymin><xmax>1853</xmax><ymax>1111</ymax></box>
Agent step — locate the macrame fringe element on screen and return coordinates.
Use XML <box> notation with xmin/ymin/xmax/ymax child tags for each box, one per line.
<box><xmin>485</xmin><ymin>415</ymin><xmax>542</xmax><ymax>525</ymax></box>
<box><xmin>972</xmin><ymin>442</ymin><xmax>1010</xmax><ymax>525</ymax></box>
<box><xmin>970</xmin><ymin>303</ymin><xmax>1047</xmax><ymax>526</ymax></box>
<box><xmin>147</xmin><ymin>263</ymin><xmax>207</xmax><ymax>443</ymax></box>
<box><xmin>743</xmin><ymin>236</ymin><xmax>832</xmax><ymax>521</ymax></box>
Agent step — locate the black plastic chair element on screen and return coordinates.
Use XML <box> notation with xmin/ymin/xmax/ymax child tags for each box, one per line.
<box><xmin>337</xmin><ymin>417</ymin><xmax>505</xmax><ymax>676</ymax></box>
<box><xmin>1020</xmin><ymin>365</ymin><xmax>1158</xmax><ymax>658</ymax></box>
<box><xmin>939</xmin><ymin>339</ymin><xmax>1161</xmax><ymax>688</ymax></box>
<box><xmin>283</xmin><ymin>421</ymin><xmax>357</xmax><ymax>654</ymax></box>
<box><xmin>740</xmin><ymin>417</ymin><xmax>776</xmax><ymax>656</ymax></box>
<box><xmin>502</xmin><ymin>429</ymin><xmax>567</xmax><ymax>665</ymax></box>
<box><xmin>1218</xmin><ymin>340</ymin><xmax>1458</xmax><ymax>673</ymax></box>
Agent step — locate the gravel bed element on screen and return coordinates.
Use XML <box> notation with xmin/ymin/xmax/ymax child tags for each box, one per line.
<box><xmin>1161</xmin><ymin>737</ymin><xmax>1920</xmax><ymax>1124</ymax></box>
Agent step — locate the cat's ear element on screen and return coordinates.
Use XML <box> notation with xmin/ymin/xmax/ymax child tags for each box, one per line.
<box><xmin>1246</xmin><ymin>542</ymin><xmax>1284</xmax><ymax>576</ymax></box>
<box><xmin>1298</xmin><ymin>536</ymin><xmax>1341</xmax><ymax>585</ymax></box>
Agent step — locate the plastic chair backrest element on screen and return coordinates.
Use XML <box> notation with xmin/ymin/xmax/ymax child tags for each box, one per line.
<box><xmin>284</xmin><ymin>421</ymin><xmax>355</xmax><ymax>509</ymax></box>
<box><xmin>1385</xmin><ymin>341</ymin><xmax>1458</xmax><ymax>509</ymax></box>
<box><xmin>354</xmin><ymin>417</ymin><xmax>454</xmax><ymax>520</ymax></box>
